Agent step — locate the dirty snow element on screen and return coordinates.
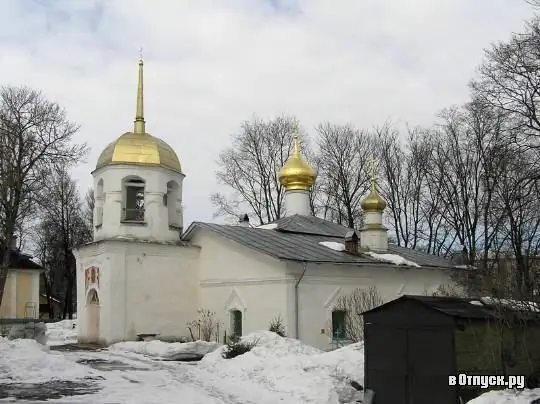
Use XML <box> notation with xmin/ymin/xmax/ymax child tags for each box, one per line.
<box><xmin>469</xmin><ymin>388</ymin><xmax>540</xmax><ymax>404</ymax></box>
<box><xmin>46</xmin><ymin>319</ymin><xmax>78</xmax><ymax>346</ymax></box>
<box><xmin>1</xmin><ymin>326</ymin><xmax>365</xmax><ymax>404</ymax></box>
<box><xmin>319</xmin><ymin>241</ymin><xmax>346</xmax><ymax>251</ymax></box>
<box><xmin>110</xmin><ymin>339</ymin><xmax>220</xmax><ymax>359</ymax></box>
<box><xmin>257</xmin><ymin>223</ymin><xmax>278</xmax><ymax>229</ymax></box>
<box><xmin>363</xmin><ymin>251</ymin><xmax>420</xmax><ymax>267</ymax></box>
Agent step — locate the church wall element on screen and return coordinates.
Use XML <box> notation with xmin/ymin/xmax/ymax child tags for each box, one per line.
<box><xmin>124</xmin><ymin>243</ymin><xmax>199</xmax><ymax>341</ymax></box>
<box><xmin>93</xmin><ymin>165</ymin><xmax>185</xmax><ymax>243</ymax></box>
<box><xmin>287</xmin><ymin>262</ymin><xmax>455</xmax><ymax>350</ymax></box>
<box><xmin>75</xmin><ymin>240</ymin><xmax>200</xmax><ymax>345</ymax></box>
<box><xmin>191</xmin><ymin>229</ymin><xmax>291</xmax><ymax>340</ymax></box>
<box><xmin>74</xmin><ymin>242</ymin><xmax>109</xmax><ymax>344</ymax></box>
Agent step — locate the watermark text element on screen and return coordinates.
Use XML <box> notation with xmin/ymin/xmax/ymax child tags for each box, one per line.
<box><xmin>448</xmin><ymin>374</ymin><xmax>525</xmax><ymax>389</ymax></box>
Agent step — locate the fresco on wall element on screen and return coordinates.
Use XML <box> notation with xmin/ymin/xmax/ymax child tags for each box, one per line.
<box><xmin>85</xmin><ymin>266</ymin><xmax>100</xmax><ymax>292</ymax></box>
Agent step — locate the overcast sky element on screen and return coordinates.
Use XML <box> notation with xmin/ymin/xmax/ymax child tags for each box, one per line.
<box><xmin>0</xmin><ymin>0</ymin><xmax>534</xmax><ymax>227</ymax></box>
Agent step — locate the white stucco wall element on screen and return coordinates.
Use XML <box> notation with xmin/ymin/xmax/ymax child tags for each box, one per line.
<box><xmin>191</xmin><ymin>229</ymin><xmax>290</xmax><ymax>342</ymax></box>
<box><xmin>75</xmin><ymin>240</ymin><xmax>200</xmax><ymax>345</ymax></box>
<box><xmin>283</xmin><ymin>190</ymin><xmax>310</xmax><ymax>217</ymax></box>
<box><xmin>286</xmin><ymin>261</ymin><xmax>456</xmax><ymax>350</ymax></box>
<box><xmin>92</xmin><ymin>164</ymin><xmax>185</xmax><ymax>242</ymax></box>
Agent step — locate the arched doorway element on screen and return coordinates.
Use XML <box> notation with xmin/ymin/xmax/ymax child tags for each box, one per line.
<box><xmin>86</xmin><ymin>289</ymin><xmax>100</xmax><ymax>343</ymax></box>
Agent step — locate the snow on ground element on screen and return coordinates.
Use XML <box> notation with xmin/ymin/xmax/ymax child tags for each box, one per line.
<box><xmin>110</xmin><ymin>339</ymin><xmax>220</xmax><ymax>359</ymax></box>
<box><xmin>319</xmin><ymin>241</ymin><xmax>346</xmax><ymax>251</ymax></box>
<box><xmin>2</xmin><ymin>325</ymin><xmax>365</xmax><ymax>404</ymax></box>
<box><xmin>0</xmin><ymin>338</ymin><xmax>92</xmax><ymax>384</ymax></box>
<box><xmin>200</xmin><ymin>331</ymin><xmax>364</xmax><ymax>403</ymax></box>
<box><xmin>46</xmin><ymin>319</ymin><xmax>78</xmax><ymax>346</ymax></box>
<box><xmin>469</xmin><ymin>388</ymin><xmax>540</xmax><ymax>403</ymax></box>
<box><xmin>363</xmin><ymin>251</ymin><xmax>420</xmax><ymax>267</ymax></box>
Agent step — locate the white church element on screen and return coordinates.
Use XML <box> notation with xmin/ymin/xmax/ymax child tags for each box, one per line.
<box><xmin>74</xmin><ymin>59</ymin><xmax>459</xmax><ymax>350</ymax></box>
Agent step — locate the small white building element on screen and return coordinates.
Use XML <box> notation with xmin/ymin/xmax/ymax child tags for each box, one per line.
<box><xmin>74</xmin><ymin>59</ymin><xmax>461</xmax><ymax>349</ymax></box>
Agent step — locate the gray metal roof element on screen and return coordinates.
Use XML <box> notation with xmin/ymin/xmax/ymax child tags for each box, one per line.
<box><xmin>183</xmin><ymin>215</ymin><xmax>456</xmax><ymax>268</ymax></box>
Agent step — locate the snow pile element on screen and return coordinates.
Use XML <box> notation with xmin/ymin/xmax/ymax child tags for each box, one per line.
<box><xmin>364</xmin><ymin>251</ymin><xmax>420</xmax><ymax>267</ymax></box>
<box><xmin>257</xmin><ymin>223</ymin><xmax>278</xmax><ymax>229</ymax></box>
<box><xmin>468</xmin><ymin>388</ymin><xmax>540</xmax><ymax>403</ymax></box>
<box><xmin>46</xmin><ymin>319</ymin><xmax>78</xmax><ymax>346</ymax></box>
<box><xmin>0</xmin><ymin>338</ymin><xmax>92</xmax><ymax>384</ymax></box>
<box><xmin>110</xmin><ymin>339</ymin><xmax>220</xmax><ymax>360</ymax></box>
<box><xmin>319</xmin><ymin>241</ymin><xmax>346</xmax><ymax>252</ymax></box>
<box><xmin>201</xmin><ymin>331</ymin><xmax>364</xmax><ymax>404</ymax></box>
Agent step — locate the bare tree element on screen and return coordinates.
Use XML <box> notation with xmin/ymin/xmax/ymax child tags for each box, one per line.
<box><xmin>211</xmin><ymin>115</ymin><xmax>305</xmax><ymax>225</ymax></box>
<box><xmin>34</xmin><ymin>164</ymin><xmax>91</xmax><ymax>318</ymax></box>
<box><xmin>315</xmin><ymin>123</ymin><xmax>374</xmax><ymax>228</ymax></box>
<box><xmin>471</xmin><ymin>17</ymin><xmax>540</xmax><ymax>158</ymax></box>
<box><xmin>0</xmin><ymin>86</ymin><xmax>87</xmax><ymax>307</ymax></box>
<box><xmin>333</xmin><ymin>286</ymin><xmax>384</xmax><ymax>342</ymax></box>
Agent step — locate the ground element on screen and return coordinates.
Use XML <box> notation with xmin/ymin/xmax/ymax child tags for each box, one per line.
<box><xmin>0</xmin><ymin>323</ymin><xmax>365</xmax><ymax>404</ymax></box>
<box><xmin>2</xmin><ymin>320</ymin><xmax>540</xmax><ymax>403</ymax></box>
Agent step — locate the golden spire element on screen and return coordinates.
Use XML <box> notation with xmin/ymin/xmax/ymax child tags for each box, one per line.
<box><xmin>278</xmin><ymin>131</ymin><xmax>317</xmax><ymax>191</ymax></box>
<box><xmin>360</xmin><ymin>156</ymin><xmax>387</xmax><ymax>212</ymax></box>
<box><xmin>134</xmin><ymin>49</ymin><xmax>145</xmax><ymax>134</ymax></box>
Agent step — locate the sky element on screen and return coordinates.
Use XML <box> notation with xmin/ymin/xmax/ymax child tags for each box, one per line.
<box><xmin>0</xmin><ymin>0</ymin><xmax>534</xmax><ymax>227</ymax></box>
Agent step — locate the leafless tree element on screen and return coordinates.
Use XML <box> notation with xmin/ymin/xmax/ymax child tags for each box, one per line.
<box><xmin>211</xmin><ymin>115</ymin><xmax>306</xmax><ymax>225</ymax></box>
<box><xmin>333</xmin><ymin>286</ymin><xmax>384</xmax><ymax>342</ymax></box>
<box><xmin>0</xmin><ymin>86</ymin><xmax>87</xmax><ymax>307</ymax></box>
<box><xmin>34</xmin><ymin>164</ymin><xmax>91</xmax><ymax>318</ymax></box>
<box><xmin>471</xmin><ymin>17</ymin><xmax>540</xmax><ymax>159</ymax></box>
<box><xmin>315</xmin><ymin>123</ymin><xmax>374</xmax><ymax>228</ymax></box>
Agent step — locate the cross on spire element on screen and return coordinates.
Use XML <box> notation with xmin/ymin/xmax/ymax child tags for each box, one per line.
<box><xmin>138</xmin><ymin>46</ymin><xmax>143</xmax><ymax>63</ymax></box>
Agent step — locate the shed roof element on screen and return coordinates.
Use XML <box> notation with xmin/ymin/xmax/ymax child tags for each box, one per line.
<box><xmin>0</xmin><ymin>250</ymin><xmax>43</xmax><ymax>271</ymax></box>
<box><xmin>183</xmin><ymin>215</ymin><xmax>457</xmax><ymax>268</ymax></box>
<box><xmin>362</xmin><ymin>295</ymin><xmax>540</xmax><ymax>320</ymax></box>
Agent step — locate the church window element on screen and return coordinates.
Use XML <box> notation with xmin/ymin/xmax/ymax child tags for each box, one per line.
<box><xmin>230</xmin><ymin>309</ymin><xmax>243</xmax><ymax>337</ymax></box>
<box><xmin>122</xmin><ymin>177</ymin><xmax>145</xmax><ymax>223</ymax></box>
<box><xmin>166</xmin><ymin>180</ymin><xmax>180</xmax><ymax>228</ymax></box>
<box><xmin>332</xmin><ymin>310</ymin><xmax>346</xmax><ymax>339</ymax></box>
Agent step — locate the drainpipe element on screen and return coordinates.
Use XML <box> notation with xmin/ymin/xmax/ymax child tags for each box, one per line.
<box><xmin>294</xmin><ymin>262</ymin><xmax>307</xmax><ymax>339</ymax></box>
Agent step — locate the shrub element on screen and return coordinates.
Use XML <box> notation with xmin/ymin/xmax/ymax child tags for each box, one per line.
<box><xmin>222</xmin><ymin>335</ymin><xmax>258</xmax><ymax>359</ymax></box>
<box><xmin>268</xmin><ymin>314</ymin><xmax>286</xmax><ymax>337</ymax></box>
<box><xmin>186</xmin><ymin>309</ymin><xmax>221</xmax><ymax>342</ymax></box>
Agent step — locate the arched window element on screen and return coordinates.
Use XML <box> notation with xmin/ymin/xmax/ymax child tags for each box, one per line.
<box><xmin>95</xmin><ymin>179</ymin><xmax>104</xmax><ymax>227</ymax></box>
<box><xmin>166</xmin><ymin>180</ymin><xmax>180</xmax><ymax>227</ymax></box>
<box><xmin>230</xmin><ymin>309</ymin><xmax>243</xmax><ymax>337</ymax></box>
<box><xmin>122</xmin><ymin>176</ymin><xmax>145</xmax><ymax>223</ymax></box>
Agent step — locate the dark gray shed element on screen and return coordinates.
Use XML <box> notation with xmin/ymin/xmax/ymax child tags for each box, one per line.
<box><xmin>362</xmin><ymin>295</ymin><xmax>540</xmax><ymax>404</ymax></box>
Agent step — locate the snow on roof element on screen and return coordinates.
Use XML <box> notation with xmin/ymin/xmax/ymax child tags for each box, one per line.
<box><xmin>318</xmin><ymin>241</ymin><xmax>346</xmax><ymax>251</ymax></box>
<box><xmin>257</xmin><ymin>223</ymin><xmax>278</xmax><ymax>229</ymax></box>
<box><xmin>476</xmin><ymin>297</ymin><xmax>540</xmax><ymax>312</ymax></box>
<box><xmin>363</xmin><ymin>251</ymin><xmax>420</xmax><ymax>267</ymax></box>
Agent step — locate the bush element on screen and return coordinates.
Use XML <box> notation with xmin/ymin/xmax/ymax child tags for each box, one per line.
<box><xmin>186</xmin><ymin>309</ymin><xmax>221</xmax><ymax>342</ymax></box>
<box><xmin>222</xmin><ymin>335</ymin><xmax>258</xmax><ymax>359</ymax></box>
<box><xmin>268</xmin><ymin>314</ymin><xmax>286</xmax><ymax>337</ymax></box>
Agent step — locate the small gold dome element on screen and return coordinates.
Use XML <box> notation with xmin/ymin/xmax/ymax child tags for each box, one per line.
<box><xmin>360</xmin><ymin>182</ymin><xmax>387</xmax><ymax>212</ymax></box>
<box><xmin>278</xmin><ymin>135</ymin><xmax>317</xmax><ymax>191</ymax></box>
<box><xmin>95</xmin><ymin>132</ymin><xmax>182</xmax><ymax>174</ymax></box>
<box><xmin>93</xmin><ymin>58</ymin><xmax>182</xmax><ymax>174</ymax></box>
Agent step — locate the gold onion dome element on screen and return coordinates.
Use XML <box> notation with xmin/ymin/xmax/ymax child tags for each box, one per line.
<box><xmin>94</xmin><ymin>58</ymin><xmax>182</xmax><ymax>174</ymax></box>
<box><xmin>360</xmin><ymin>180</ymin><xmax>387</xmax><ymax>212</ymax></box>
<box><xmin>278</xmin><ymin>134</ymin><xmax>317</xmax><ymax>191</ymax></box>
